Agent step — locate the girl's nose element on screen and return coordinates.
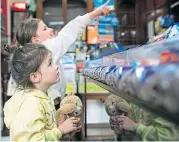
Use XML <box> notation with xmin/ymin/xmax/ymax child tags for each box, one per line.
<box><xmin>50</xmin><ymin>28</ymin><xmax>53</xmax><ymax>32</ymax></box>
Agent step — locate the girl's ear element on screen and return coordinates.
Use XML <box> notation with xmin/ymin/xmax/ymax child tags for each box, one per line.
<box><xmin>30</xmin><ymin>72</ymin><xmax>41</xmax><ymax>84</ymax></box>
<box><xmin>31</xmin><ymin>36</ymin><xmax>40</xmax><ymax>43</ymax></box>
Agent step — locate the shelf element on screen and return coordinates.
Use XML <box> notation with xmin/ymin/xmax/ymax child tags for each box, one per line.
<box><xmin>118</xmin><ymin>11</ymin><xmax>135</xmax><ymax>14</ymax></box>
<box><xmin>86</xmin><ymin>35</ymin><xmax>179</xmax><ymax>67</ymax></box>
<box><xmin>116</xmin><ymin>40</ymin><xmax>136</xmax><ymax>42</ymax></box>
<box><xmin>84</xmin><ymin>35</ymin><xmax>179</xmax><ymax>125</ymax></box>
<box><xmin>116</xmin><ymin>25</ymin><xmax>136</xmax><ymax>28</ymax></box>
<box><xmin>84</xmin><ymin>75</ymin><xmax>179</xmax><ymax>125</ymax></box>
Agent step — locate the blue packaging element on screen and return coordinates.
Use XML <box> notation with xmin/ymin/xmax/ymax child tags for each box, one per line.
<box><xmin>160</xmin><ymin>14</ymin><xmax>174</xmax><ymax>28</ymax></box>
<box><xmin>93</xmin><ymin>0</ymin><xmax>114</xmax><ymax>8</ymax></box>
<box><xmin>98</xmin><ymin>14</ymin><xmax>119</xmax><ymax>26</ymax></box>
<box><xmin>98</xmin><ymin>24</ymin><xmax>114</xmax><ymax>34</ymax></box>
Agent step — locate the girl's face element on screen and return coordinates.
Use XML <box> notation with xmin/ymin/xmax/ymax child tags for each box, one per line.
<box><xmin>35</xmin><ymin>21</ymin><xmax>56</xmax><ymax>42</ymax></box>
<box><xmin>39</xmin><ymin>52</ymin><xmax>60</xmax><ymax>87</ymax></box>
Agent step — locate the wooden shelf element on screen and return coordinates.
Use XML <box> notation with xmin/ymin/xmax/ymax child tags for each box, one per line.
<box><xmin>116</xmin><ymin>25</ymin><xmax>136</xmax><ymax>28</ymax></box>
<box><xmin>118</xmin><ymin>11</ymin><xmax>135</xmax><ymax>14</ymax></box>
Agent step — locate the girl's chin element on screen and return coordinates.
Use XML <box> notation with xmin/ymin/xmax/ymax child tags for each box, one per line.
<box><xmin>49</xmin><ymin>77</ymin><xmax>60</xmax><ymax>85</ymax></box>
<box><xmin>51</xmin><ymin>34</ymin><xmax>57</xmax><ymax>38</ymax></box>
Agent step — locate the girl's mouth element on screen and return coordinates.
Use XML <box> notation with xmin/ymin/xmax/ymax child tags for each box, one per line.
<box><xmin>51</xmin><ymin>31</ymin><xmax>57</xmax><ymax>38</ymax></box>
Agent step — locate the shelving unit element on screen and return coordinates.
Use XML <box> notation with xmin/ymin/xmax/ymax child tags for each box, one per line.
<box><xmin>83</xmin><ymin>35</ymin><xmax>179</xmax><ymax>125</ymax></box>
<box><xmin>117</xmin><ymin>25</ymin><xmax>136</xmax><ymax>28</ymax></box>
<box><xmin>116</xmin><ymin>6</ymin><xmax>136</xmax><ymax>45</ymax></box>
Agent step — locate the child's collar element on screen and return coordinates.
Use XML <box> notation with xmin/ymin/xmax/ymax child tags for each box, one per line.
<box><xmin>25</xmin><ymin>89</ymin><xmax>50</xmax><ymax>100</ymax></box>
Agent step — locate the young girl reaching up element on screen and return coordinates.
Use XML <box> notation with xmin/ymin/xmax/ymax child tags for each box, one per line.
<box><xmin>7</xmin><ymin>0</ymin><xmax>111</xmax><ymax>104</ymax></box>
<box><xmin>4</xmin><ymin>43</ymin><xmax>81</xmax><ymax>141</ymax></box>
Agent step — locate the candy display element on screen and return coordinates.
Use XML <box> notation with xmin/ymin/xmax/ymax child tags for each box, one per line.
<box><xmin>84</xmin><ymin>64</ymin><xmax>179</xmax><ymax>117</ymax></box>
<box><xmin>83</xmin><ymin>35</ymin><xmax>179</xmax><ymax>123</ymax></box>
<box><xmin>86</xmin><ymin>35</ymin><xmax>179</xmax><ymax>68</ymax></box>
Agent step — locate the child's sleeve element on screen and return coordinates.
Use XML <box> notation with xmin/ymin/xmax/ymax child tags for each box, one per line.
<box><xmin>42</xmin><ymin>13</ymin><xmax>91</xmax><ymax>64</ymax></box>
<box><xmin>11</xmin><ymin>97</ymin><xmax>62</xmax><ymax>141</ymax></box>
<box><xmin>135</xmin><ymin>117</ymin><xmax>179</xmax><ymax>141</ymax></box>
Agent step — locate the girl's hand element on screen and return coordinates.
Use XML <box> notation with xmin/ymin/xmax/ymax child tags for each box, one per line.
<box><xmin>76</xmin><ymin>119</ymin><xmax>82</xmax><ymax>132</ymax></box>
<box><xmin>148</xmin><ymin>34</ymin><xmax>164</xmax><ymax>43</ymax></box>
<box><xmin>58</xmin><ymin>117</ymin><xmax>81</xmax><ymax>135</ymax></box>
<box><xmin>109</xmin><ymin>116</ymin><xmax>116</xmax><ymax>130</ymax></box>
<box><xmin>110</xmin><ymin>116</ymin><xmax>123</xmax><ymax>131</ymax></box>
<box><xmin>89</xmin><ymin>0</ymin><xmax>110</xmax><ymax>19</ymax></box>
<box><xmin>116</xmin><ymin>116</ymin><xmax>136</xmax><ymax>131</ymax></box>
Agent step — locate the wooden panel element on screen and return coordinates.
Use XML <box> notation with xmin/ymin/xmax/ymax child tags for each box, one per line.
<box><xmin>116</xmin><ymin>27</ymin><xmax>136</xmax><ymax>45</ymax></box>
<box><xmin>87</xmin><ymin>0</ymin><xmax>94</xmax><ymax>13</ymax></box>
<box><xmin>1</xmin><ymin>53</ymin><xmax>10</xmax><ymax>136</ymax></box>
<box><xmin>80</xmin><ymin>92</ymin><xmax>109</xmax><ymax>100</ymax></box>
<box><xmin>147</xmin><ymin>8</ymin><xmax>166</xmax><ymax>21</ymax></box>
<box><xmin>1</xmin><ymin>0</ymin><xmax>8</xmax><ymax>33</ymax></box>
<box><xmin>36</xmin><ymin>0</ymin><xmax>43</xmax><ymax>19</ymax></box>
<box><xmin>116</xmin><ymin>8</ymin><xmax>136</xmax><ymax>45</ymax></box>
<box><xmin>155</xmin><ymin>0</ymin><xmax>167</xmax><ymax>9</ymax></box>
<box><xmin>146</xmin><ymin>0</ymin><xmax>154</xmax><ymax>13</ymax></box>
<box><xmin>117</xmin><ymin>10</ymin><xmax>135</xmax><ymax>25</ymax></box>
<box><xmin>62</xmin><ymin>0</ymin><xmax>67</xmax><ymax>24</ymax></box>
<box><xmin>135</xmin><ymin>0</ymin><xmax>147</xmax><ymax>44</ymax></box>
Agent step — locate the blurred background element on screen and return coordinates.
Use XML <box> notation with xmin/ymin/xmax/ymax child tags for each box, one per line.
<box><xmin>2</xmin><ymin>0</ymin><xmax>179</xmax><ymax>141</ymax></box>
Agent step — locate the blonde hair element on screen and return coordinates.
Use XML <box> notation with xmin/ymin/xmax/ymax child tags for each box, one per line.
<box><xmin>16</xmin><ymin>18</ymin><xmax>41</xmax><ymax>45</ymax></box>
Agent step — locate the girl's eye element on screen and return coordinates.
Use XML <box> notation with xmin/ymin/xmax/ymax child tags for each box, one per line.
<box><xmin>44</xmin><ymin>27</ymin><xmax>47</xmax><ymax>30</ymax></box>
<box><xmin>49</xmin><ymin>61</ymin><xmax>52</xmax><ymax>66</ymax></box>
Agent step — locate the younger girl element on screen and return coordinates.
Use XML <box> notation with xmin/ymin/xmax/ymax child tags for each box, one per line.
<box><xmin>4</xmin><ymin>43</ymin><xmax>81</xmax><ymax>141</ymax></box>
<box><xmin>7</xmin><ymin>0</ymin><xmax>111</xmax><ymax>104</ymax></box>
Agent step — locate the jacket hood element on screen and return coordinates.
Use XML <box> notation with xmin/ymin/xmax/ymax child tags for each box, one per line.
<box><xmin>3</xmin><ymin>89</ymin><xmax>48</xmax><ymax>129</ymax></box>
<box><xmin>3</xmin><ymin>90</ymin><xmax>25</xmax><ymax>129</ymax></box>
